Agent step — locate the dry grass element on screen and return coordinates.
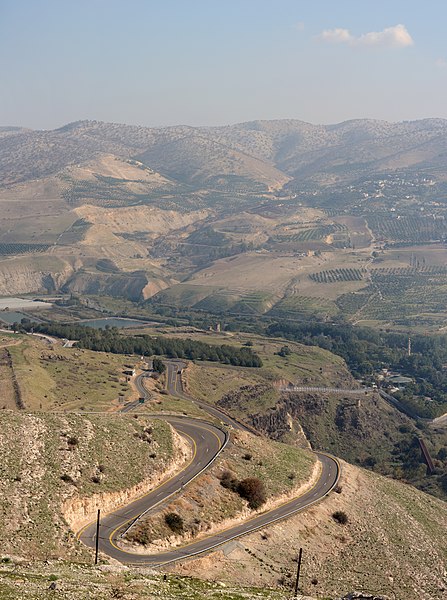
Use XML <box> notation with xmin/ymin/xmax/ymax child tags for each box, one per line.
<box><xmin>7</xmin><ymin>335</ymin><xmax>133</xmax><ymax>411</ymax></box>
<box><xmin>125</xmin><ymin>430</ymin><xmax>316</xmax><ymax>551</ymax></box>
<box><xmin>0</xmin><ymin>412</ymin><xmax>174</xmax><ymax>561</ymax></box>
<box><xmin>174</xmin><ymin>461</ymin><xmax>447</xmax><ymax>600</ymax></box>
<box><xmin>0</xmin><ymin>561</ymin><xmax>286</xmax><ymax>600</ymax></box>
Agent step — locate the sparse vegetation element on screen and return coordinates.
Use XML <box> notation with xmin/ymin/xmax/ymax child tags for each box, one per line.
<box><xmin>0</xmin><ymin>561</ymin><xmax>288</xmax><ymax>599</ymax></box>
<box><xmin>0</xmin><ymin>412</ymin><xmax>174</xmax><ymax>560</ymax></box>
<box><xmin>127</xmin><ymin>430</ymin><xmax>315</xmax><ymax>549</ymax></box>
<box><xmin>236</xmin><ymin>477</ymin><xmax>267</xmax><ymax>509</ymax></box>
<box><xmin>5</xmin><ymin>336</ymin><xmax>132</xmax><ymax>411</ymax></box>
<box><xmin>332</xmin><ymin>510</ymin><xmax>349</xmax><ymax>524</ymax></box>
<box><xmin>164</xmin><ymin>512</ymin><xmax>184</xmax><ymax>534</ymax></box>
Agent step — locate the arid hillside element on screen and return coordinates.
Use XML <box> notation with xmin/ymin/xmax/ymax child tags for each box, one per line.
<box><xmin>174</xmin><ymin>460</ymin><xmax>447</xmax><ymax>600</ymax></box>
<box><xmin>1</xmin><ymin>118</ymin><xmax>447</xmax><ymax>331</ymax></box>
<box><xmin>4</xmin><ymin>118</ymin><xmax>447</xmax><ymax>188</ymax></box>
<box><xmin>1</xmin><ymin>409</ymin><xmax>444</xmax><ymax>600</ymax></box>
<box><xmin>0</xmin><ymin>412</ymin><xmax>182</xmax><ymax>561</ymax></box>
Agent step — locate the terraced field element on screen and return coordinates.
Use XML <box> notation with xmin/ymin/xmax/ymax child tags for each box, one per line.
<box><xmin>367</xmin><ymin>214</ymin><xmax>447</xmax><ymax>245</ymax></box>
<box><xmin>309</xmin><ymin>268</ymin><xmax>365</xmax><ymax>284</ymax></box>
<box><xmin>0</xmin><ymin>243</ymin><xmax>51</xmax><ymax>255</ymax></box>
<box><xmin>267</xmin><ymin>294</ymin><xmax>339</xmax><ymax>319</ymax></box>
<box><xmin>341</xmin><ymin>266</ymin><xmax>447</xmax><ymax>326</ymax></box>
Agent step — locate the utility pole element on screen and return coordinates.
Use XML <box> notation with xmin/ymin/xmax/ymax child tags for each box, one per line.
<box><xmin>95</xmin><ymin>509</ymin><xmax>100</xmax><ymax>565</ymax></box>
<box><xmin>293</xmin><ymin>547</ymin><xmax>303</xmax><ymax>598</ymax></box>
<box><xmin>408</xmin><ymin>337</ymin><xmax>411</xmax><ymax>357</ymax></box>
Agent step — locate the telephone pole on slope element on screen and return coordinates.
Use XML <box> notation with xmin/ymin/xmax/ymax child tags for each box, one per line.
<box><xmin>293</xmin><ymin>547</ymin><xmax>303</xmax><ymax>598</ymax></box>
<box><xmin>94</xmin><ymin>509</ymin><xmax>100</xmax><ymax>565</ymax></box>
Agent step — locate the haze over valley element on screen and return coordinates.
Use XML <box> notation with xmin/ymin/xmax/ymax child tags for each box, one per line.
<box><xmin>2</xmin><ymin>117</ymin><xmax>447</xmax><ymax>332</ymax></box>
<box><xmin>2</xmin><ymin>2</ymin><xmax>447</xmax><ymax>599</ymax></box>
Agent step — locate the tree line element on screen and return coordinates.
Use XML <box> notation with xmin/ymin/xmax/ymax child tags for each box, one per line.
<box><xmin>18</xmin><ymin>321</ymin><xmax>262</xmax><ymax>367</ymax></box>
<box><xmin>267</xmin><ymin>320</ymin><xmax>447</xmax><ymax>418</ymax></box>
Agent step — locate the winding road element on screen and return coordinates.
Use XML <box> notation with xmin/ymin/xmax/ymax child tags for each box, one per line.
<box><xmin>163</xmin><ymin>360</ymin><xmax>255</xmax><ymax>433</ymax></box>
<box><xmin>78</xmin><ymin>363</ymin><xmax>340</xmax><ymax>566</ymax></box>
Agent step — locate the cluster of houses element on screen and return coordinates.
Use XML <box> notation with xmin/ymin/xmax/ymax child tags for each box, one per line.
<box><xmin>377</xmin><ymin>368</ymin><xmax>413</xmax><ymax>393</ymax></box>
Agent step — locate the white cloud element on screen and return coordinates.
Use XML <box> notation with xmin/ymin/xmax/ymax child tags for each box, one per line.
<box><xmin>358</xmin><ymin>24</ymin><xmax>414</xmax><ymax>47</ymax></box>
<box><xmin>318</xmin><ymin>24</ymin><xmax>414</xmax><ymax>48</ymax></box>
<box><xmin>436</xmin><ymin>57</ymin><xmax>447</xmax><ymax>68</ymax></box>
<box><xmin>319</xmin><ymin>28</ymin><xmax>352</xmax><ymax>44</ymax></box>
<box><xmin>295</xmin><ymin>21</ymin><xmax>305</xmax><ymax>31</ymax></box>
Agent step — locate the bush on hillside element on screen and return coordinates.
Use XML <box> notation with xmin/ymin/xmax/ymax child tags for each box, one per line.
<box><xmin>332</xmin><ymin>510</ymin><xmax>349</xmax><ymax>524</ymax></box>
<box><xmin>164</xmin><ymin>512</ymin><xmax>184</xmax><ymax>533</ymax></box>
<box><xmin>220</xmin><ymin>470</ymin><xmax>238</xmax><ymax>492</ymax></box>
<box><xmin>237</xmin><ymin>477</ymin><xmax>267</xmax><ymax>509</ymax></box>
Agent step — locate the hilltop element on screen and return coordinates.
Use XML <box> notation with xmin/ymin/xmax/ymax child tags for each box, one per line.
<box><xmin>0</xmin><ymin>117</ymin><xmax>447</xmax><ymax>333</ymax></box>
<box><xmin>4</xmin><ymin>117</ymin><xmax>447</xmax><ymax>189</ymax></box>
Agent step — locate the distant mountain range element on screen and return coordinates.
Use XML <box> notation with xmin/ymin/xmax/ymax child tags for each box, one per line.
<box><xmin>2</xmin><ymin>117</ymin><xmax>447</xmax><ymax>191</ymax></box>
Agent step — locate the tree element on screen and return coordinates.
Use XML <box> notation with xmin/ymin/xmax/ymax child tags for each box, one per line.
<box><xmin>237</xmin><ymin>477</ymin><xmax>267</xmax><ymax>509</ymax></box>
<box><xmin>152</xmin><ymin>358</ymin><xmax>166</xmax><ymax>374</ymax></box>
<box><xmin>164</xmin><ymin>512</ymin><xmax>184</xmax><ymax>533</ymax></box>
<box><xmin>277</xmin><ymin>345</ymin><xmax>291</xmax><ymax>357</ymax></box>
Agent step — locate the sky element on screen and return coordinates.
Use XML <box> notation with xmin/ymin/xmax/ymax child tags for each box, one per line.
<box><xmin>2</xmin><ymin>0</ymin><xmax>447</xmax><ymax>129</ymax></box>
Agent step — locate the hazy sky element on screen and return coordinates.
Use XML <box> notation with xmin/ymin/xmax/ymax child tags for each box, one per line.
<box><xmin>2</xmin><ymin>0</ymin><xmax>447</xmax><ymax>129</ymax></box>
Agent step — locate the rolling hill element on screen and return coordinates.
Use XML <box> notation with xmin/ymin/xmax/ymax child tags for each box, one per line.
<box><xmin>1</xmin><ymin>117</ymin><xmax>447</xmax><ymax>329</ymax></box>
<box><xmin>4</xmin><ymin>117</ymin><xmax>447</xmax><ymax>190</ymax></box>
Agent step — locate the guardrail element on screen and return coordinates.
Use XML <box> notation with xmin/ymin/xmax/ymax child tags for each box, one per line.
<box><xmin>281</xmin><ymin>386</ymin><xmax>373</xmax><ymax>395</ymax></box>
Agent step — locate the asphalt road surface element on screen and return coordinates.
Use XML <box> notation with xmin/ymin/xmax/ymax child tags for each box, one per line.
<box><xmin>78</xmin><ymin>415</ymin><xmax>228</xmax><ymax>564</ymax></box>
<box><xmin>164</xmin><ymin>360</ymin><xmax>254</xmax><ymax>432</ymax></box>
<box><xmin>79</xmin><ymin>362</ymin><xmax>340</xmax><ymax>565</ymax></box>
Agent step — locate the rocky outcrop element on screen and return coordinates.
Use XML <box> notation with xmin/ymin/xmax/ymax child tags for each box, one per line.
<box><xmin>61</xmin><ymin>269</ymin><xmax>165</xmax><ymax>302</ymax></box>
<box><xmin>217</xmin><ymin>384</ymin><xmax>273</xmax><ymax>413</ymax></box>
<box><xmin>0</xmin><ymin>256</ymin><xmax>73</xmax><ymax>296</ymax></box>
<box><xmin>249</xmin><ymin>392</ymin><xmax>366</xmax><ymax>446</ymax></box>
<box><xmin>250</xmin><ymin>404</ymin><xmax>310</xmax><ymax>448</ymax></box>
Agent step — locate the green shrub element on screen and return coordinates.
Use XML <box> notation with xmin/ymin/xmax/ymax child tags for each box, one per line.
<box><xmin>165</xmin><ymin>512</ymin><xmax>184</xmax><ymax>533</ymax></box>
<box><xmin>237</xmin><ymin>477</ymin><xmax>267</xmax><ymax>509</ymax></box>
<box><xmin>332</xmin><ymin>510</ymin><xmax>348</xmax><ymax>524</ymax></box>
